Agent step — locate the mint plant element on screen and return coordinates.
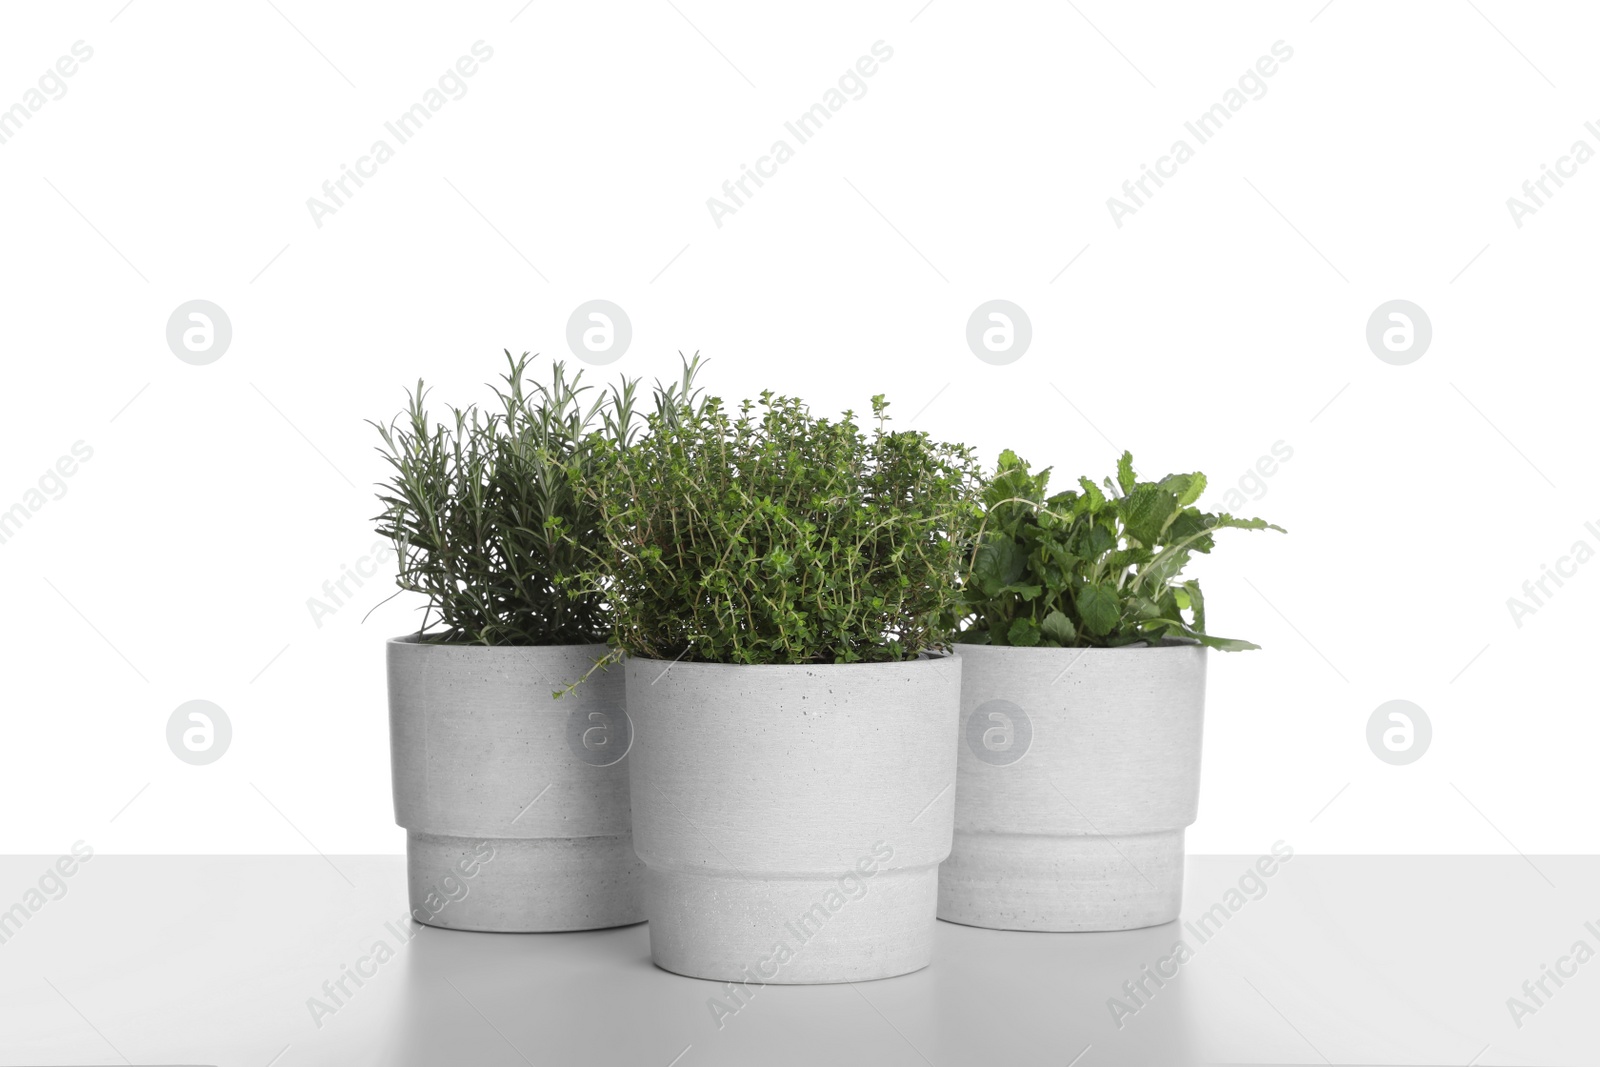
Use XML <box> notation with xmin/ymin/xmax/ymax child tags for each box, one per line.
<box><xmin>582</xmin><ymin>359</ymin><xmax>983</xmax><ymax>664</ymax></box>
<box><xmin>960</xmin><ymin>450</ymin><xmax>1283</xmax><ymax>651</ymax></box>
<box><xmin>371</xmin><ymin>352</ymin><xmax>635</xmax><ymax>645</ymax></box>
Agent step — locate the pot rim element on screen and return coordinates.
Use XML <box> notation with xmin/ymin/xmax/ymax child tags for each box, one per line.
<box><xmin>622</xmin><ymin>649</ymin><xmax>955</xmax><ymax>672</ymax></box>
<box><xmin>386</xmin><ymin>634</ymin><xmax>611</xmax><ymax>651</ymax></box>
<box><xmin>952</xmin><ymin>638</ymin><xmax>1202</xmax><ymax>654</ymax></box>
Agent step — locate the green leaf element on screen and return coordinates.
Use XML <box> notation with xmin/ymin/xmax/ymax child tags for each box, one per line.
<box><xmin>962</xmin><ymin>450</ymin><xmax>1281</xmax><ymax>654</ymax></box>
<box><xmin>1144</xmin><ymin>616</ymin><xmax>1260</xmax><ymax>652</ymax></box>
<box><xmin>1121</xmin><ymin>485</ymin><xmax>1175</xmax><ymax>547</ymax></box>
<box><xmin>1195</xmin><ymin>634</ymin><xmax>1261</xmax><ymax>651</ymax></box>
<box><xmin>1116</xmin><ymin>451</ymin><xmax>1136</xmax><ymax>494</ymax></box>
<box><xmin>1131</xmin><ymin>596</ymin><xmax>1163</xmax><ymax>620</ymax></box>
<box><xmin>1166</xmin><ymin>509</ymin><xmax>1207</xmax><ymax>542</ymax></box>
<box><xmin>1041</xmin><ymin>609</ymin><xmax>1076</xmax><ymax>645</ymax></box>
<box><xmin>979</xmin><ymin>537</ymin><xmax>1017</xmax><ymax>588</ymax></box>
<box><xmin>1080</xmin><ymin>523</ymin><xmax>1115</xmax><ymax>559</ymax></box>
<box><xmin>974</xmin><ymin>538</ymin><xmax>1026</xmax><ymax>590</ymax></box>
<box><xmin>1007</xmin><ymin>616</ymin><xmax>1042</xmax><ymax>647</ymax></box>
<box><xmin>1075</xmin><ymin>584</ymin><xmax>1120</xmax><ymax>636</ymax></box>
<box><xmin>1182</xmin><ymin>579</ymin><xmax>1206</xmax><ymax>632</ymax></box>
<box><xmin>1213</xmin><ymin>514</ymin><xmax>1288</xmax><ymax>535</ymax></box>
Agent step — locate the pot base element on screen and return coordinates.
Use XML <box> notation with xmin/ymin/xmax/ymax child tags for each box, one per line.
<box><xmin>645</xmin><ymin>863</ymin><xmax>939</xmax><ymax>984</ymax></box>
<box><xmin>937</xmin><ymin>828</ymin><xmax>1184</xmax><ymax>931</ymax></box>
<box><xmin>408</xmin><ymin>831</ymin><xmax>644</xmax><ymax>933</ymax></box>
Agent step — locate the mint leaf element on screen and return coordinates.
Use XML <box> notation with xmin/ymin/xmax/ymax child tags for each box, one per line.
<box><xmin>1120</xmin><ymin>485</ymin><xmax>1173</xmax><ymax>547</ymax></box>
<box><xmin>1182</xmin><ymin>579</ymin><xmax>1206</xmax><ymax>632</ymax></box>
<box><xmin>1041</xmin><ymin>609</ymin><xmax>1076</xmax><ymax>644</ymax></box>
<box><xmin>1075</xmin><ymin>584</ymin><xmax>1120</xmax><ymax>636</ymax></box>
<box><xmin>1116</xmin><ymin>451</ymin><xmax>1136</xmax><ymax>494</ymax></box>
<box><xmin>1007</xmin><ymin>616</ymin><xmax>1042</xmax><ymax>647</ymax></box>
<box><xmin>961</xmin><ymin>452</ymin><xmax>1282</xmax><ymax>651</ymax></box>
<box><xmin>1077</xmin><ymin>477</ymin><xmax>1106</xmax><ymax>513</ymax></box>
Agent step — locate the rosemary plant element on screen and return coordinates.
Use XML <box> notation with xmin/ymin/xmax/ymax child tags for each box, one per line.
<box><xmin>371</xmin><ymin>351</ymin><xmax>635</xmax><ymax>645</ymax></box>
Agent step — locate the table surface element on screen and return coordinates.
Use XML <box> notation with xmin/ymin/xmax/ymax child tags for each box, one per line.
<box><xmin>0</xmin><ymin>855</ymin><xmax>1594</xmax><ymax>1067</ymax></box>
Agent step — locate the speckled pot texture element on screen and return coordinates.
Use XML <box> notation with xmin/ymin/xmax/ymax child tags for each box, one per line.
<box><xmin>388</xmin><ymin>638</ymin><xmax>643</xmax><ymax>932</ymax></box>
<box><xmin>938</xmin><ymin>642</ymin><xmax>1206</xmax><ymax>931</ymax></box>
<box><xmin>624</xmin><ymin>654</ymin><xmax>962</xmax><ymax>983</ymax></box>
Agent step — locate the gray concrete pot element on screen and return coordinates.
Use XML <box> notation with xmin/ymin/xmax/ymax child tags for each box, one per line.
<box><xmin>387</xmin><ymin>637</ymin><xmax>643</xmax><ymax>932</ymax></box>
<box><xmin>938</xmin><ymin>641</ymin><xmax>1206</xmax><ymax>931</ymax></box>
<box><xmin>625</xmin><ymin>654</ymin><xmax>961</xmax><ymax>984</ymax></box>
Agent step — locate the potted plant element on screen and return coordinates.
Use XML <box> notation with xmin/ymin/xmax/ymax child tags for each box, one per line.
<box><xmin>373</xmin><ymin>352</ymin><xmax>644</xmax><ymax>932</ymax></box>
<box><xmin>582</xmin><ymin>360</ymin><xmax>982</xmax><ymax>982</ymax></box>
<box><xmin>939</xmin><ymin>450</ymin><xmax>1283</xmax><ymax>931</ymax></box>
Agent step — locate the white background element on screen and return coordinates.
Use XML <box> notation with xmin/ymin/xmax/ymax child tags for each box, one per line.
<box><xmin>1</xmin><ymin>0</ymin><xmax>1594</xmax><ymax>857</ymax></box>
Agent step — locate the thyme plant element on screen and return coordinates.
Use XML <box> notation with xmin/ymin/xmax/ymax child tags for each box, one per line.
<box><xmin>584</xmin><ymin>359</ymin><xmax>983</xmax><ymax>664</ymax></box>
<box><xmin>371</xmin><ymin>352</ymin><xmax>635</xmax><ymax>645</ymax></box>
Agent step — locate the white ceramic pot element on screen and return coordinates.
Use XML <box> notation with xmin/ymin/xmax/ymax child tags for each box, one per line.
<box><xmin>938</xmin><ymin>642</ymin><xmax>1206</xmax><ymax>931</ymax></box>
<box><xmin>388</xmin><ymin>638</ymin><xmax>643</xmax><ymax>932</ymax></box>
<box><xmin>625</xmin><ymin>654</ymin><xmax>962</xmax><ymax>983</ymax></box>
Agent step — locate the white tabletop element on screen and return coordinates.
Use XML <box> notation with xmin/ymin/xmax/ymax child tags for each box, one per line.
<box><xmin>0</xmin><ymin>855</ymin><xmax>1592</xmax><ymax>1066</ymax></box>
